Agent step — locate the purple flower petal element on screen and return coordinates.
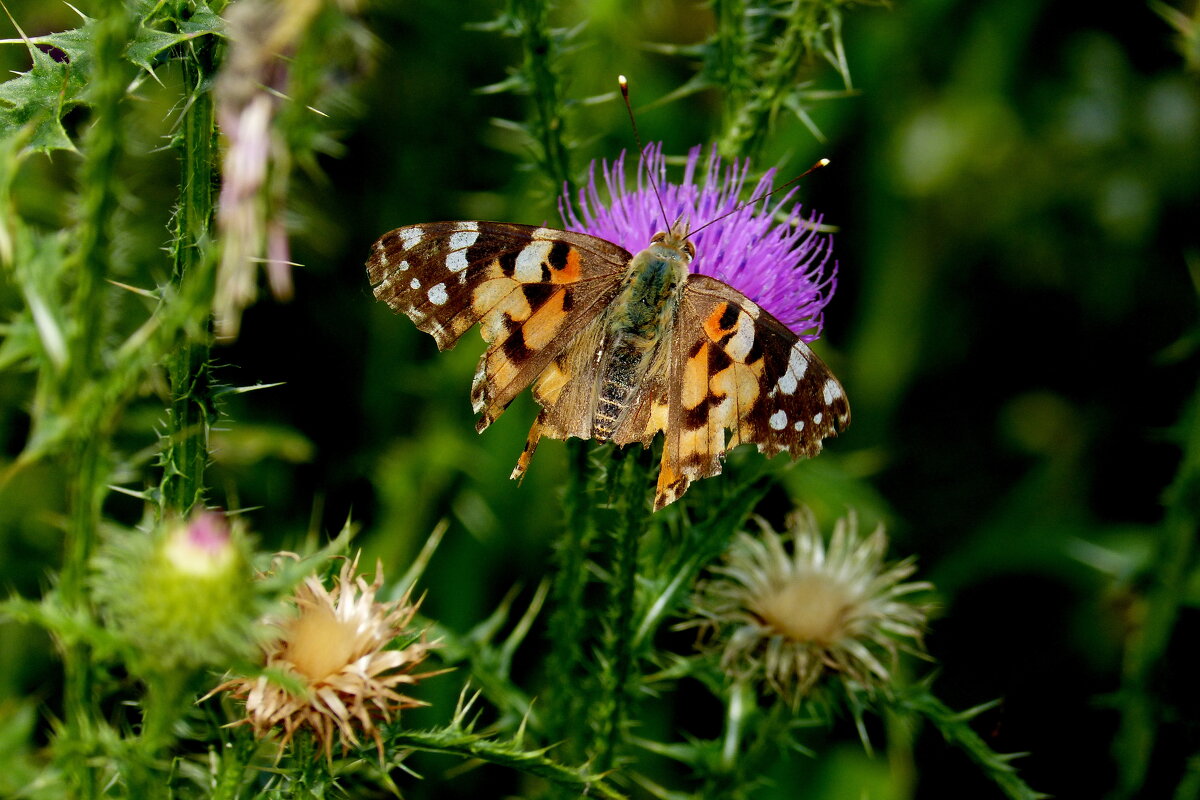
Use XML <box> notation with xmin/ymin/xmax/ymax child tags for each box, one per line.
<box><xmin>561</xmin><ymin>143</ymin><xmax>838</xmax><ymax>340</ymax></box>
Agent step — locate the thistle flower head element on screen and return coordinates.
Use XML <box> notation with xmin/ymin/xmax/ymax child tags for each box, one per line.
<box><xmin>563</xmin><ymin>143</ymin><xmax>837</xmax><ymax>339</ymax></box>
<box><xmin>215</xmin><ymin>554</ymin><xmax>433</xmax><ymax>760</ymax></box>
<box><xmin>90</xmin><ymin>511</ymin><xmax>256</xmax><ymax>673</ymax></box>
<box><xmin>694</xmin><ymin>511</ymin><xmax>932</xmax><ymax>704</ymax></box>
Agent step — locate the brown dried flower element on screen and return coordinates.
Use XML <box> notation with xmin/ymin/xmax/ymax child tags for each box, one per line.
<box><xmin>215</xmin><ymin>555</ymin><xmax>433</xmax><ymax>759</ymax></box>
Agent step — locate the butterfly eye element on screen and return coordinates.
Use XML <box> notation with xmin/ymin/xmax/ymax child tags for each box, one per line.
<box><xmin>651</xmin><ymin>232</ymin><xmax>667</xmax><ymax>243</ymax></box>
<box><xmin>683</xmin><ymin>240</ymin><xmax>696</xmax><ymax>259</ymax></box>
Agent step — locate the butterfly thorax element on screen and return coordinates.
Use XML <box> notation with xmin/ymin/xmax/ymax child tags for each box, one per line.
<box><xmin>592</xmin><ymin>234</ymin><xmax>693</xmax><ymax>441</ymax></box>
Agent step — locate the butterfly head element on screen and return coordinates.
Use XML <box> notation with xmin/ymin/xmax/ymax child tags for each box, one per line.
<box><xmin>649</xmin><ymin>216</ymin><xmax>696</xmax><ymax>266</ymax></box>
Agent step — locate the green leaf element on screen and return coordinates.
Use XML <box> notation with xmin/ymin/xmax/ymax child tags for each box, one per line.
<box><xmin>0</xmin><ymin>4</ymin><xmax>224</xmax><ymax>154</ymax></box>
<box><xmin>125</xmin><ymin>6</ymin><xmax>225</xmax><ymax>74</ymax></box>
<box><xmin>0</xmin><ymin>37</ymin><xmax>89</xmax><ymax>155</ymax></box>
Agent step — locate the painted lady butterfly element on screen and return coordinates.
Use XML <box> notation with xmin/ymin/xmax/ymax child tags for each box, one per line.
<box><xmin>366</xmin><ymin>217</ymin><xmax>850</xmax><ymax>510</ymax></box>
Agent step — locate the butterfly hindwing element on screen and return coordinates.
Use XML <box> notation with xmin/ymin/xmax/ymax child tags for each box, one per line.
<box><xmin>654</xmin><ymin>274</ymin><xmax>850</xmax><ymax>509</ymax></box>
<box><xmin>367</xmin><ymin>222</ymin><xmax>631</xmax><ymax>429</ymax></box>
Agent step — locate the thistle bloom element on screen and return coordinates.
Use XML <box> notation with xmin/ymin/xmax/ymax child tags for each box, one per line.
<box><xmin>90</xmin><ymin>511</ymin><xmax>255</xmax><ymax>672</ymax></box>
<box><xmin>215</xmin><ymin>555</ymin><xmax>433</xmax><ymax>760</ymax></box>
<box><xmin>562</xmin><ymin>143</ymin><xmax>837</xmax><ymax>339</ymax></box>
<box><xmin>694</xmin><ymin>511</ymin><xmax>932</xmax><ymax>704</ymax></box>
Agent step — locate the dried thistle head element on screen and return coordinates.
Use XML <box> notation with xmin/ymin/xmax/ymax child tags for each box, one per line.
<box><xmin>694</xmin><ymin>511</ymin><xmax>933</xmax><ymax>705</ymax></box>
<box><xmin>215</xmin><ymin>555</ymin><xmax>434</xmax><ymax>760</ymax></box>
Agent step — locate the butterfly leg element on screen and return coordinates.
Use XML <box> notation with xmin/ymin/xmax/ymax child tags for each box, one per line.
<box><xmin>510</xmin><ymin>413</ymin><xmax>547</xmax><ymax>482</ymax></box>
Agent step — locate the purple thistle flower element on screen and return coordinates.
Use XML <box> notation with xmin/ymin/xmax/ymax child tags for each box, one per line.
<box><xmin>561</xmin><ymin>143</ymin><xmax>838</xmax><ymax>341</ymax></box>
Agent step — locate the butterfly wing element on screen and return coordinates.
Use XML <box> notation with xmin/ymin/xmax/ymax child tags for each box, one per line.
<box><xmin>653</xmin><ymin>274</ymin><xmax>850</xmax><ymax>509</ymax></box>
<box><xmin>367</xmin><ymin>222</ymin><xmax>631</xmax><ymax>430</ymax></box>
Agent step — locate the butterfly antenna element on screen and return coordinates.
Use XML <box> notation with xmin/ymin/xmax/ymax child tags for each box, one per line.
<box><xmin>619</xmin><ymin>75</ymin><xmax>671</xmax><ymax>232</ymax></box>
<box><xmin>687</xmin><ymin>158</ymin><xmax>831</xmax><ymax>239</ymax></box>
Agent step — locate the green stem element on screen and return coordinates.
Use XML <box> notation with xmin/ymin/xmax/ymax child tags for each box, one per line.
<box><xmin>701</xmin><ymin>689</ymin><xmax>786</xmax><ymax>800</ymax></box>
<box><xmin>59</xmin><ymin>3</ymin><xmax>133</xmax><ymax>796</ymax></box>
<box><xmin>67</xmin><ymin>5</ymin><xmax>128</xmax><ymax>393</ymax></box>
<box><xmin>893</xmin><ymin>687</ymin><xmax>1045</xmax><ymax>800</ymax></box>
<box><xmin>1113</xmin><ymin>379</ymin><xmax>1200</xmax><ymax>798</ymax></box>
<box><xmin>544</xmin><ymin>440</ymin><xmax>593</xmax><ymax>756</ymax></box>
<box><xmin>715</xmin><ymin>0</ymin><xmax>823</xmax><ymax>161</ymax></box>
<box><xmin>160</xmin><ymin>28</ymin><xmax>219</xmax><ymax>517</ymax></box>
<box><xmin>126</xmin><ymin>669</ymin><xmax>189</xmax><ymax>796</ymax></box>
<box><xmin>212</xmin><ymin>731</ymin><xmax>253</xmax><ymax>800</ymax></box>
<box><xmin>713</xmin><ymin>0</ymin><xmax>749</xmax><ymax>144</ymax></box>
<box><xmin>61</xmin><ymin>439</ymin><xmax>103</xmax><ymax>799</ymax></box>
<box><xmin>387</xmin><ymin>727</ymin><xmax>627</xmax><ymax>799</ymax></box>
<box><xmin>589</xmin><ymin>449</ymin><xmax>648</xmax><ymax>773</ymax></box>
<box><xmin>511</xmin><ymin>0</ymin><xmax>573</xmax><ymax>194</ymax></box>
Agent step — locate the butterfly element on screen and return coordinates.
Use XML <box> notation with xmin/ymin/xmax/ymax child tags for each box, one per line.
<box><xmin>366</xmin><ymin>218</ymin><xmax>850</xmax><ymax>510</ymax></box>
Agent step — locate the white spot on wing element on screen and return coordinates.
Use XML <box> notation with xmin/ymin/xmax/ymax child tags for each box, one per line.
<box><xmin>812</xmin><ymin>412</ymin><xmax>823</xmax><ymax>425</ymax></box>
<box><xmin>777</xmin><ymin>372</ymin><xmax>797</xmax><ymax>395</ymax></box>
<box><xmin>823</xmin><ymin>378</ymin><xmax>842</xmax><ymax>404</ymax></box>
<box><xmin>447</xmin><ymin>229</ymin><xmax>479</xmax><ymax>273</ymax></box>
<box><xmin>769</xmin><ymin>409</ymin><xmax>788</xmax><ymax>430</ymax></box>
<box><xmin>400</xmin><ymin>228</ymin><xmax>422</xmax><ymax>250</ymax></box>
<box><xmin>724</xmin><ymin>312</ymin><xmax>755</xmax><ymax>361</ymax></box>
<box><xmin>428</xmin><ymin>283</ymin><xmax>448</xmax><ymax>305</ymax></box>
<box><xmin>410</xmin><ymin>277</ymin><xmax>421</xmax><ymax>290</ymax></box>
<box><xmin>514</xmin><ymin>241</ymin><xmax>553</xmax><ymax>282</ymax></box>
<box><xmin>793</xmin><ymin>420</ymin><xmax>805</xmax><ymax>432</ymax></box>
<box><xmin>789</xmin><ymin>347</ymin><xmax>808</xmax><ymax>379</ymax></box>
<box><xmin>398</xmin><ymin>260</ymin><xmax>410</xmax><ymax>272</ymax></box>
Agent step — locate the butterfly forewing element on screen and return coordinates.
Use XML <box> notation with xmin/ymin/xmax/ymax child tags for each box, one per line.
<box><xmin>367</xmin><ymin>222</ymin><xmax>631</xmax><ymax>429</ymax></box>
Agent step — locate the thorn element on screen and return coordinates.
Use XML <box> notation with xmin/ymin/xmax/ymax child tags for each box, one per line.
<box><xmin>106</xmin><ymin>278</ymin><xmax>159</xmax><ymax>299</ymax></box>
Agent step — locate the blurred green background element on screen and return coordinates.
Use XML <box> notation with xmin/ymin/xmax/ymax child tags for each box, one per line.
<box><xmin>2</xmin><ymin>0</ymin><xmax>1199</xmax><ymax>798</ymax></box>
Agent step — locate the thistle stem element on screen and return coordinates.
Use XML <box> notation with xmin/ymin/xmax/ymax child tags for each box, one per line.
<box><xmin>544</xmin><ymin>441</ymin><xmax>593</xmax><ymax>752</ymax></box>
<box><xmin>1113</xmin><ymin>379</ymin><xmax>1200</xmax><ymax>798</ymax></box>
<box><xmin>387</xmin><ymin>727</ymin><xmax>626</xmax><ymax>798</ymax></box>
<box><xmin>714</xmin><ymin>0</ymin><xmax>830</xmax><ymax>161</ymax></box>
<box><xmin>160</xmin><ymin>31</ymin><xmax>220</xmax><ymax>517</ymax></box>
<box><xmin>509</xmin><ymin>0</ymin><xmax>574</xmax><ymax>195</ymax></box>
<box><xmin>59</xmin><ymin>2</ymin><xmax>133</xmax><ymax>795</ymax></box>
<box><xmin>894</xmin><ymin>687</ymin><xmax>1045</xmax><ymax>800</ymax></box>
<box><xmin>589</xmin><ymin>448</ymin><xmax>648</xmax><ymax>773</ymax></box>
<box><xmin>212</xmin><ymin>732</ymin><xmax>253</xmax><ymax>800</ymax></box>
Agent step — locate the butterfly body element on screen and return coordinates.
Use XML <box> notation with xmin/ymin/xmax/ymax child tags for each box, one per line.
<box><xmin>591</xmin><ymin>228</ymin><xmax>691</xmax><ymax>440</ymax></box>
<box><xmin>367</xmin><ymin>219</ymin><xmax>849</xmax><ymax>510</ymax></box>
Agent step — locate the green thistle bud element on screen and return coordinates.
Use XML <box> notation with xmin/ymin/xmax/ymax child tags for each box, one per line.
<box><xmin>91</xmin><ymin>511</ymin><xmax>257</xmax><ymax>674</ymax></box>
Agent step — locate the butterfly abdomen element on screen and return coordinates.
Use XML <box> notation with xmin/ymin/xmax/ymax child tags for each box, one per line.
<box><xmin>591</xmin><ymin>241</ymin><xmax>690</xmax><ymax>441</ymax></box>
<box><xmin>593</xmin><ymin>337</ymin><xmax>649</xmax><ymax>440</ymax></box>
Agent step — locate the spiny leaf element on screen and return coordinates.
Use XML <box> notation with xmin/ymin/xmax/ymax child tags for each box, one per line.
<box><xmin>0</xmin><ymin>4</ymin><xmax>224</xmax><ymax>155</ymax></box>
<box><xmin>125</xmin><ymin>4</ymin><xmax>224</xmax><ymax>74</ymax></box>
<box><xmin>0</xmin><ymin>36</ymin><xmax>88</xmax><ymax>155</ymax></box>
